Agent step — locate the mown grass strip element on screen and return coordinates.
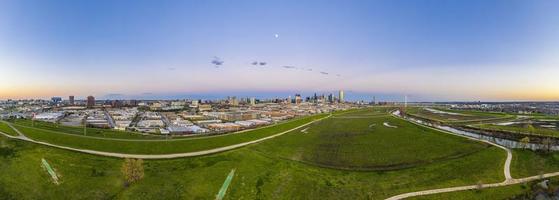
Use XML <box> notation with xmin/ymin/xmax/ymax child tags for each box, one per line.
<box><xmin>215</xmin><ymin>169</ymin><xmax>235</xmax><ymax>200</ymax></box>
<box><xmin>0</xmin><ymin>122</ymin><xmax>19</xmax><ymax>136</ymax></box>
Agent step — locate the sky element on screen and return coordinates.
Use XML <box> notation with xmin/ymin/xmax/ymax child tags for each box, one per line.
<box><xmin>1</xmin><ymin>0</ymin><xmax>559</xmax><ymax>101</ymax></box>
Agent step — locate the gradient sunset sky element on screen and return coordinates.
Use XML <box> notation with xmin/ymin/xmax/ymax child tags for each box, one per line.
<box><xmin>1</xmin><ymin>0</ymin><xmax>558</xmax><ymax>101</ymax></box>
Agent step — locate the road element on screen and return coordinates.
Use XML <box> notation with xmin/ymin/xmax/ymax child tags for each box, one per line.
<box><xmin>0</xmin><ymin>115</ymin><xmax>329</xmax><ymax>159</ymax></box>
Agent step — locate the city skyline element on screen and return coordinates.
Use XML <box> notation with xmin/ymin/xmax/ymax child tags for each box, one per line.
<box><xmin>2</xmin><ymin>0</ymin><xmax>559</xmax><ymax>101</ymax></box>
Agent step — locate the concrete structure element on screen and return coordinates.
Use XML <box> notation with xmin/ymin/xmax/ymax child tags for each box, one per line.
<box><xmin>137</xmin><ymin>120</ymin><xmax>165</xmax><ymax>128</ymax></box>
<box><xmin>69</xmin><ymin>95</ymin><xmax>75</xmax><ymax>105</ymax></box>
<box><xmin>339</xmin><ymin>90</ymin><xmax>344</xmax><ymax>103</ymax></box>
<box><xmin>295</xmin><ymin>94</ymin><xmax>302</xmax><ymax>104</ymax></box>
<box><xmin>87</xmin><ymin>96</ymin><xmax>95</xmax><ymax>108</ymax></box>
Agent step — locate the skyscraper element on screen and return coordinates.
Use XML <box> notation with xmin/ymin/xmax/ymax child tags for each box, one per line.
<box><xmin>250</xmin><ymin>97</ymin><xmax>256</xmax><ymax>106</ymax></box>
<box><xmin>295</xmin><ymin>94</ymin><xmax>302</xmax><ymax>104</ymax></box>
<box><xmin>87</xmin><ymin>96</ymin><xmax>95</xmax><ymax>108</ymax></box>
<box><xmin>339</xmin><ymin>90</ymin><xmax>345</xmax><ymax>103</ymax></box>
<box><xmin>230</xmin><ymin>96</ymin><xmax>239</xmax><ymax>106</ymax></box>
<box><xmin>69</xmin><ymin>95</ymin><xmax>75</xmax><ymax>105</ymax></box>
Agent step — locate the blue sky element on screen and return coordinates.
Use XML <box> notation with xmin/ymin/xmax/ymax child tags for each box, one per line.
<box><xmin>1</xmin><ymin>0</ymin><xmax>559</xmax><ymax>101</ymax></box>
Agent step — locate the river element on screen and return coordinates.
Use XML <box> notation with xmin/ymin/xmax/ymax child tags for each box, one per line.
<box><xmin>393</xmin><ymin>110</ymin><xmax>559</xmax><ymax>151</ymax></box>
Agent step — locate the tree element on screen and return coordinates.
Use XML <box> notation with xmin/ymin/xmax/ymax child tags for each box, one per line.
<box><xmin>527</xmin><ymin>124</ymin><xmax>536</xmax><ymax>135</ymax></box>
<box><xmin>520</xmin><ymin>137</ymin><xmax>530</xmax><ymax>149</ymax></box>
<box><xmin>121</xmin><ymin>158</ymin><xmax>144</xmax><ymax>186</ymax></box>
<box><xmin>542</xmin><ymin>138</ymin><xmax>553</xmax><ymax>153</ymax></box>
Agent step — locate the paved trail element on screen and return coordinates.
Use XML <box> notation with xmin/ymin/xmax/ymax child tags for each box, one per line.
<box><xmin>0</xmin><ymin>115</ymin><xmax>329</xmax><ymax>159</ymax></box>
<box><xmin>385</xmin><ymin>112</ymin><xmax>558</xmax><ymax>200</ymax></box>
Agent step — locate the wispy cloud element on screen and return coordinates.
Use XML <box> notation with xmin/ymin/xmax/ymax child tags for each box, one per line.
<box><xmin>282</xmin><ymin>66</ymin><xmax>296</xmax><ymax>69</ymax></box>
<box><xmin>211</xmin><ymin>57</ymin><xmax>224</xmax><ymax>67</ymax></box>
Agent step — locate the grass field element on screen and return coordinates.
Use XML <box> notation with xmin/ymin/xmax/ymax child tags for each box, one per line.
<box><xmin>9</xmin><ymin>119</ymin><xmax>171</xmax><ymax>139</ymax></box>
<box><xmin>0</xmin><ymin>133</ymin><xmax>505</xmax><ymax>199</ymax></box>
<box><xmin>511</xmin><ymin>150</ymin><xmax>559</xmax><ymax>178</ymax></box>
<box><xmin>410</xmin><ymin>149</ymin><xmax>559</xmax><ymax>199</ymax></box>
<box><xmin>252</xmin><ymin>111</ymin><xmax>491</xmax><ymax>170</ymax></box>
<box><xmin>472</xmin><ymin>122</ymin><xmax>559</xmax><ymax>137</ymax></box>
<box><xmin>409</xmin><ymin>182</ymin><xmax>532</xmax><ymax>200</ymax></box>
<box><xmin>405</xmin><ymin>107</ymin><xmax>512</xmax><ymax>125</ymax></box>
<box><xmin>7</xmin><ymin>114</ymin><xmax>327</xmax><ymax>154</ymax></box>
<box><xmin>0</xmin><ymin>122</ymin><xmax>18</xmax><ymax>136</ymax></box>
<box><xmin>331</xmin><ymin>106</ymin><xmax>394</xmax><ymax>117</ymax></box>
<box><xmin>410</xmin><ymin>175</ymin><xmax>559</xmax><ymax>200</ymax></box>
<box><xmin>0</xmin><ymin>107</ymin><xmax>512</xmax><ymax>199</ymax></box>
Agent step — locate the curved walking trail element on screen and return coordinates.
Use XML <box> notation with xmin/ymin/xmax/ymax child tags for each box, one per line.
<box><xmin>386</xmin><ymin>112</ymin><xmax>558</xmax><ymax>200</ymax></box>
<box><xmin>0</xmin><ymin>115</ymin><xmax>329</xmax><ymax>159</ymax></box>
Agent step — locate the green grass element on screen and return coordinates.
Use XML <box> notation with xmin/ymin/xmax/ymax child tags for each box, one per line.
<box><xmin>473</xmin><ymin>123</ymin><xmax>559</xmax><ymax>137</ymax></box>
<box><xmin>410</xmin><ymin>176</ymin><xmax>559</xmax><ymax>200</ymax></box>
<box><xmin>332</xmin><ymin>106</ymin><xmax>395</xmax><ymax>116</ymax></box>
<box><xmin>11</xmin><ymin>119</ymin><xmax>167</xmax><ymax>139</ymax></box>
<box><xmin>416</xmin><ymin>148</ymin><xmax>559</xmax><ymax>199</ymax></box>
<box><xmin>0</xmin><ymin>131</ymin><xmax>506</xmax><ymax>200</ymax></box>
<box><xmin>0</xmin><ymin>107</ymin><xmax>512</xmax><ymax>199</ymax></box>
<box><xmin>511</xmin><ymin>149</ymin><xmax>559</xmax><ymax>178</ymax></box>
<box><xmin>252</xmin><ymin>112</ymin><xmax>491</xmax><ymax>170</ymax></box>
<box><xmin>0</xmin><ymin>122</ymin><xmax>18</xmax><ymax>136</ymax></box>
<box><xmin>10</xmin><ymin>114</ymin><xmax>328</xmax><ymax>154</ymax></box>
<box><xmin>409</xmin><ymin>183</ymin><xmax>531</xmax><ymax>200</ymax></box>
<box><xmin>406</xmin><ymin>107</ymin><xmax>512</xmax><ymax>125</ymax></box>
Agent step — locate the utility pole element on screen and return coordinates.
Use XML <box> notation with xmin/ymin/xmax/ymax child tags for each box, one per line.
<box><xmin>83</xmin><ymin>118</ymin><xmax>87</xmax><ymax>136</ymax></box>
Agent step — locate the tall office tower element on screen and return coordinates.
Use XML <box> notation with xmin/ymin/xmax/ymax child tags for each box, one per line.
<box><xmin>313</xmin><ymin>93</ymin><xmax>318</xmax><ymax>102</ymax></box>
<box><xmin>295</xmin><ymin>94</ymin><xmax>302</xmax><ymax>104</ymax></box>
<box><xmin>250</xmin><ymin>97</ymin><xmax>256</xmax><ymax>106</ymax></box>
<box><xmin>87</xmin><ymin>96</ymin><xmax>95</xmax><ymax>108</ymax></box>
<box><xmin>231</xmin><ymin>96</ymin><xmax>239</xmax><ymax>106</ymax></box>
<box><xmin>69</xmin><ymin>95</ymin><xmax>75</xmax><ymax>105</ymax></box>
<box><xmin>339</xmin><ymin>90</ymin><xmax>345</xmax><ymax>103</ymax></box>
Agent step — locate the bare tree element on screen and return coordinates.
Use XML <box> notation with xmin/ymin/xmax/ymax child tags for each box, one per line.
<box><xmin>542</xmin><ymin>138</ymin><xmax>553</xmax><ymax>153</ymax></box>
<box><xmin>121</xmin><ymin>158</ymin><xmax>144</xmax><ymax>186</ymax></box>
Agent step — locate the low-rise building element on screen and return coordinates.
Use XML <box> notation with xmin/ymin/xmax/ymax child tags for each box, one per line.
<box><xmin>34</xmin><ymin>112</ymin><xmax>65</xmax><ymax>122</ymax></box>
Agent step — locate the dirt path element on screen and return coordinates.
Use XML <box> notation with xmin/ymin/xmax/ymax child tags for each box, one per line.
<box><xmin>383</xmin><ymin>122</ymin><xmax>398</xmax><ymax>128</ymax></box>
